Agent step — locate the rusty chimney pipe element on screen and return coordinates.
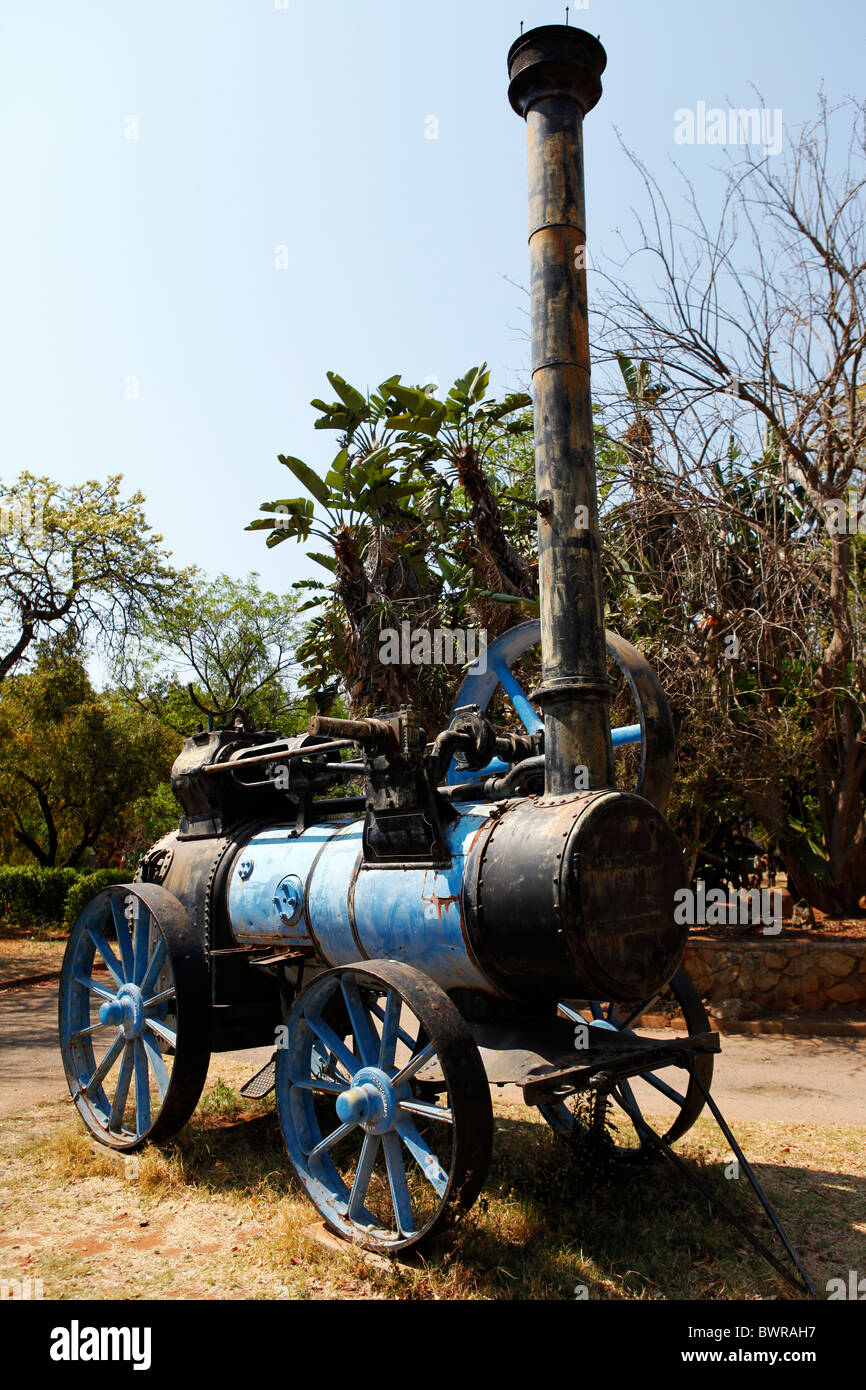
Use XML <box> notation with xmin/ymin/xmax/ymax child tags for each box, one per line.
<box><xmin>508</xmin><ymin>25</ymin><xmax>614</xmax><ymax>797</ymax></box>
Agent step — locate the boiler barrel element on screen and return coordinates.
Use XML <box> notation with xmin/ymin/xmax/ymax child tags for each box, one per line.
<box><xmin>225</xmin><ymin>792</ymin><xmax>687</xmax><ymax>1004</ymax></box>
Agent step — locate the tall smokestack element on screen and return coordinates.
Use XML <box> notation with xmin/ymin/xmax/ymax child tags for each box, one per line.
<box><xmin>508</xmin><ymin>25</ymin><xmax>614</xmax><ymax>797</ymax></box>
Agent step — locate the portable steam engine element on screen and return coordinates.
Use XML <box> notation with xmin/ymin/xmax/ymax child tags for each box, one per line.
<box><xmin>57</xmin><ymin>26</ymin><xmax>814</xmax><ymax>1292</ymax></box>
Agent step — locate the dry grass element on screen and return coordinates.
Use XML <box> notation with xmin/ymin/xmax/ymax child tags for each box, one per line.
<box><xmin>1</xmin><ymin>1065</ymin><xmax>863</xmax><ymax>1301</ymax></box>
<box><xmin>0</xmin><ymin>933</ymin><xmax>67</xmax><ymax>985</ymax></box>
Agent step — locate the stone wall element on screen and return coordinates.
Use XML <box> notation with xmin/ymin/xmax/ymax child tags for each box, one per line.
<box><xmin>684</xmin><ymin>937</ymin><xmax>866</xmax><ymax>1012</ymax></box>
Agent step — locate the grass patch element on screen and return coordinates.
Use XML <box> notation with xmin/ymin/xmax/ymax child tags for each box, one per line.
<box><xmin>1</xmin><ymin>1081</ymin><xmax>862</xmax><ymax>1301</ymax></box>
<box><xmin>43</xmin><ymin>1125</ymin><xmax>118</xmax><ymax>1181</ymax></box>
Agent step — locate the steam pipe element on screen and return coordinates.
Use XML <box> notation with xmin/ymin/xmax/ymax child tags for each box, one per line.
<box><xmin>508</xmin><ymin>25</ymin><xmax>615</xmax><ymax>796</ymax></box>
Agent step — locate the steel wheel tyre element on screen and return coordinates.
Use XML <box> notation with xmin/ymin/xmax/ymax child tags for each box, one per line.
<box><xmin>58</xmin><ymin>884</ymin><xmax>211</xmax><ymax>1151</ymax></box>
<box><xmin>540</xmin><ymin>969</ymin><xmax>715</xmax><ymax>1158</ymax></box>
<box><xmin>276</xmin><ymin>959</ymin><xmax>493</xmax><ymax>1253</ymax></box>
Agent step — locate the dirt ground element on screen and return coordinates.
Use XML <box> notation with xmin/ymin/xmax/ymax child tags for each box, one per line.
<box><xmin>1</xmin><ymin>1070</ymin><xmax>863</xmax><ymax>1301</ymax></box>
<box><xmin>1</xmin><ymin>922</ymin><xmax>864</xmax><ymax>1300</ymax></box>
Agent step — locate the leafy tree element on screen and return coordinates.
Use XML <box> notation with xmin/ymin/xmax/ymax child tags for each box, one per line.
<box><xmin>595</xmin><ymin>98</ymin><xmax>866</xmax><ymax>912</ymax></box>
<box><xmin>247</xmin><ymin>366</ymin><xmax>532</xmax><ymax>729</ymax></box>
<box><xmin>129</xmin><ymin>571</ymin><xmax>307</xmax><ymax>735</ymax></box>
<box><xmin>0</xmin><ymin>473</ymin><xmax>181</xmax><ymax>682</ymax></box>
<box><xmin>0</xmin><ymin>646</ymin><xmax>176</xmax><ymax>867</ymax></box>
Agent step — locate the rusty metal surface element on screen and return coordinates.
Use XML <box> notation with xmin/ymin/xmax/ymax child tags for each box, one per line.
<box><xmin>508</xmin><ymin>26</ymin><xmax>613</xmax><ymax>797</ymax></box>
<box><xmin>455</xmin><ymin>1010</ymin><xmax>719</xmax><ymax>1091</ymax></box>
<box><xmin>308</xmin><ymin>714</ymin><xmax>399</xmax><ymax>752</ymax></box>
<box><xmin>604</xmin><ymin>631</ymin><xmax>676</xmax><ymax>812</ymax></box>
<box><xmin>463</xmin><ymin>791</ymin><xmax>687</xmax><ymax>1003</ymax></box>
<box><xmin>521</xmin><ymin>1031</ymin><xmax>720</xmax><ymax>1106</ymax></box>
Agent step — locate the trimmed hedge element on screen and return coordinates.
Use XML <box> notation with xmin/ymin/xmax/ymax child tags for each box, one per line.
<box><xmin>0</xmin><ymin>866</ymin><xmax>79</xmax><ymax>926</ymax></box>
<box><xmin>0</xmin><ymin>865</ymin><xmax>134</xmax><ymax>930</ymax></box>
<box><xmin>63</xmin><ymin>871</ymin><xmax>134</xmax><ymax>929</ymax></box>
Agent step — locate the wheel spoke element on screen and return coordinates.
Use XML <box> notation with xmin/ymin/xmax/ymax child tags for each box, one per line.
<box><xmin>392</xmin><ymin>1041</ymin><xmax>435</xmax><ymax>1088</ymax></box>
<box><xmin>383</xmin><ymin>1131</ymin><xmax>417</xmax><ymax>1234</ymax></box>
<box><xmin>346</xmin><ymin>1134</ymin><xmax>380</xmax><ymax>1220</ymax></box>
<box><xmin>613</xmin><ymin>1077</ymin><xmax>651</xmax><ymax>1141</ymax></box>
<box><xmin>305</xmin><ymin>1015</ymin><xmax>360</xmax><ymax>1079</ymax></box>
<box><xmin>396</xmin><ymin>1117</ymin><xmax>449</xmax><ymax>1197</ymax></box>
<box><xmin>134</xmin><ymin>1039</ymin><xmax>151</xmax><ymax>1133</ymax></box>
<box><xmin>398</xmin><ymin>1099</ymin><xmax>453</xmax><ymax>1124</ymax></box>
<box><xmin>140</xmin><ymin>940</ymin><xmax>167</xmax><ymax>996</ymax></box>
<box><xmin>132</xmin><ymin>903</ymin><xmax>150</xmax><ymax>986</ymax></box>
<box><xmin>377</xmin><ymin>989</ymin><xmax>402</xmax><ymax>1071</ymax></box>
<box><xmin>143</xmin><ymin>987</ymin><xmax>175</xmax><ymax>1010</ymax></box>
<box><xmin>339</xmin><ymin>976</ymin><xmax>380</xmax><ymax>1067</ymax></box>
<box><xmin>71</xmin><ymin>1019</ymin><xmax>112</xmax><ymax>1038</ymax></box>
<box><xmin>109</xmin><ymin>1043</ymin><xmax>135</xmax><ymax>1130</ymax></box>
<box><xmin>619</xmin><ymin>992</ymin><xmax>663</xmax><ymax>1031</ymax></box>
<box><xmin>641</xmin><ymin>1070</ymin><xmax>687</xmax><ymax>1106</ymax></box>
<box><xmin>290</xmin><ymin>1077</ymin><xmax>347</xmax><ymax>1095</ymax></box>
<box><xmin>83</xmin><ymin>1030</ymin><xmax>125</xmax><ymax>1094</ymax></box>
<box><xmin>307</xmin><ymin>1121</ymin><xmax>355</xmax><ymax>1161</ymax></box>
<box><xmin>141</xmin><ymin>1031</ymin><xmax>170</xmax><ymax>1102</ymax></box>
<box><xmin>74</xmin><ymin>972</ymin><xmax>118</xmax><ymax>1004</ymax></box>
<box><xmin>110</xmin><ymin>898</ymin><xmax>135</xmax><ymax>981</ymax></box>
<box><xmin>144</xmin><ymin>1016</ymin><xmax>177</xmax><ymax>1050</ymax></box>
<box><xmin>490</xmin><ymin>660</ymin><xmax>543</xmax><ymax>735</ymax></box>
<box><xmin>86</xmin><ymin>927</ymin><xmax>124</xmax><ymax>987</ymax></box>
<box><xmin>368</xmin><ymin>999</ymin><xmax>416</xmax><ymax>1054</ymax></box>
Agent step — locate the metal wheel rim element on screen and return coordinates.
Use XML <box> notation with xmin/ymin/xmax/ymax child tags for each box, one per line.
<box><xmin>540</xmin><ymin>969</ymin><xmax>715</xmax><ymax>1157</ymax></box>
<box><xmin>58</xmin><ymin>884</ymin><xmax>210</xmax><ymax>1151</ymax></box>
<box><xmin>276</xmin><ymin>959</ymin><xmax>492</xmax><ymax>1253</ymax></box>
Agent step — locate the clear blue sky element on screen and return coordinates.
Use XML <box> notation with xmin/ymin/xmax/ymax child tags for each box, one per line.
<box><xmin>1</xmin><ymin>0</ymin><xmax>862</xmax><ymax>597</ymax></box>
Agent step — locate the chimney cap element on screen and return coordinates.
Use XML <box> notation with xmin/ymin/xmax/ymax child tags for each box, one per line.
<box><xmin>508</xmin><ymin>23</ymin><xmax>606</xmax><ymax>119</ymax></box>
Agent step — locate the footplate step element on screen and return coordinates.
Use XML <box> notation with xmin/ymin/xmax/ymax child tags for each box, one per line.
<box><xmin>239</xmin><ymin>1054</ymin><xmax>277</xmax><ymax>1099</ymax></box>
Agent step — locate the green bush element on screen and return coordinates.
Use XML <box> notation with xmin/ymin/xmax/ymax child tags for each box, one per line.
<box><xmin>63</xmin><ymin>871</ymin><xmax>133</xmax><ymax>929</ymax></box>
<box><xmin>0</xmin><ymin>866</ymin><xmax>79</xmax><ymax>926</ymax></box>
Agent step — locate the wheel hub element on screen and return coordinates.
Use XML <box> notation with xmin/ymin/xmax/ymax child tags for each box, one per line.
<box><xmin>335</xmin><ymin>1066</ymin><xmax>397</xmax><ymax>1135</ymax></box>
<box><xmin>98</xmin><ymin>982</ymin><xmax>145</xmax><ymax>1040</ymax></box>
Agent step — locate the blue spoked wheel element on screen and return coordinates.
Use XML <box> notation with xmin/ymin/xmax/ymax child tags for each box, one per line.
<box><xmin>277</xmin><ymin>959</ymin><xmax>493</xmax><ymax>1253</ymax></box>
<box><xmin>58</xmin><ymin>884</ymin><xmax>211</xmax><ymax>1151</ymax></box>
<box><xmin>542</xmin><ymin>970</ymin><xmax>714</xmax><ymax>1159</ymax></box>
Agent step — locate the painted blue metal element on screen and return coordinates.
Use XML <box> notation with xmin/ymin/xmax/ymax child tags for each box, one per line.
<box><xmin>447</xmin><ymin>619</ymin><xmax>541</xmax><ymax>734</ymax></box>
<box><xmin>227</xmin><ymin>822</ymin><xmax>344</xmax><ymax>950</ymax></box>
<box><xmin>612</xmin><ymin>723</ymin><xmax>641</xmax><ymax>747</ymax></box>
<box><xmin>350</xmin><ymin>806</ymin><xmax>491</xmax><ymax>990</ymax></box>
<box><xmin>276</xmin><ymin>969</ymin><xmax>453</xmax><ymax>1247</ymax></box>
<box><xmin>59</xmin><ymin>892</ymin><xmax>173</xmax><ymax>1143</ymax></box>
<box><xmin>303</xmin><ymin>820</ymin><xmax>364</xmax><ymax>965</ymax></box>
<box><xmin>228</xmin><ymin>807</ymin><xmax>494</xmax><ymax>992</ymax></box>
